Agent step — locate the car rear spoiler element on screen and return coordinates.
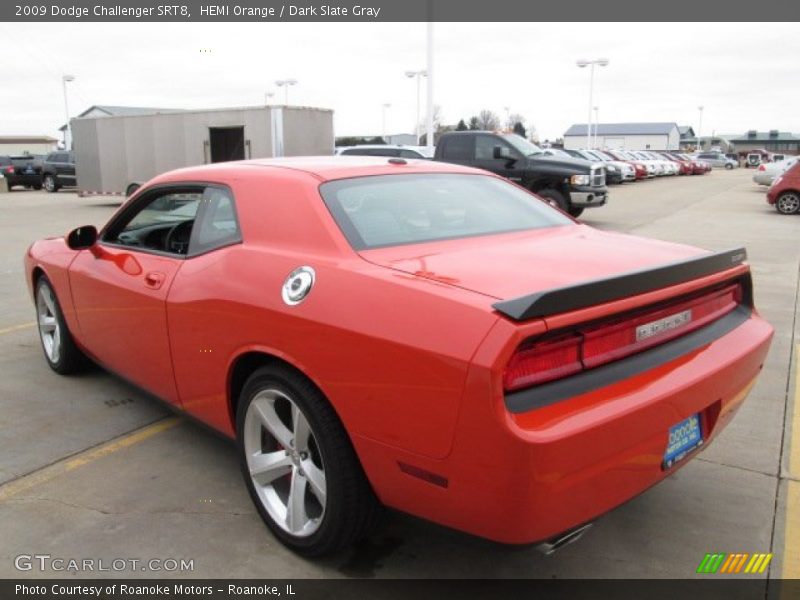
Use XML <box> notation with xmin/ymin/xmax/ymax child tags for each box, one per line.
<box><xmin>492</xmin><ymin>247</ymin><xmax>748</xmax><ymax>321</ymax></box>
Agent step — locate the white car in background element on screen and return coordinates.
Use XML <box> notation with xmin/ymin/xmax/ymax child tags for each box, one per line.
<box><xmin>753</xmin><ymin>156</ymin><xmax>799</xmax><ymax>186</ymax></box>
<box><xmin>625</xmin><ymin>150</ymin><xmax>662</xmax><ymax>176</ymax></box>
<box><xmin>581</xmin><ymin>149</ymin><xmax>637</xmax><ymax>182</ymax></box>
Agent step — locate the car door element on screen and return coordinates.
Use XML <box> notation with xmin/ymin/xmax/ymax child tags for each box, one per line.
<box><xmin>69</xmin><ymin>185</ymin><xmax>205</xmax><ymax>405</ymax></box>
<box><xmin>61</xmin><ymin>152</ymin><xmax>76</xmax><ymax>185</ymax></box>
<box><xmin>474</xmin><ymin>135</ymin><xmax>524</xmax><ymax>182</ymax></box>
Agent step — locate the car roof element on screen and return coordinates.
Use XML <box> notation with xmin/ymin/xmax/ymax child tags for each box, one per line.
<box><xmin>155</xmin><ymin>156</ymin><xmax>484</xmax><ymax>183</ymax></box>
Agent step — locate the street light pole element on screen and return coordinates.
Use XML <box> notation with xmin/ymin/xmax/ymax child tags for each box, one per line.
<box><xmin>264</xmin><ymin>91</ymin><xmax>275</xmax><ymax>105</ymax></box>
<box><xmin>593</xmin><ymin>106</ymin><xmax>599</xmax><ymax>149</ymax></box>
<box><xmin>425</xmin><ymin>22</ymin><xmax>434</xmax><ymax>150</ymax></box>
<box><xmin>275</xmin><ymin>79</ymin><xmax>298</xmax><ymax>105</ymax></box>
<box><xmin>62</xmin><ymin>74</ymin><xmax>75</xmax><ymax>149</ymax></box>
<box><xmin>576</xmin><ymin>58</ymin><xmax>609</xmax><ymax>150</ymax></box>
<box><xmin>381</xmin><ymin>103</ymin><xmax>391</xmax><ymax>142</ymax></box>
<box><xmin>697</xmin><ymin>105</ymin><xmax>704</xmax><ymax>152</ymax></box>
<box><xmin>405</xmin><ymin>69</ymin><xmax>427</xmax><ymax>145</ymax></box>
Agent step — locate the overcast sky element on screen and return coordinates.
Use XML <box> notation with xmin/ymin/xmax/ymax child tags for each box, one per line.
<box><xmin>1</xmin><ymin>22</ymin><xmax>797</xmax><ymax>142</ymax></box>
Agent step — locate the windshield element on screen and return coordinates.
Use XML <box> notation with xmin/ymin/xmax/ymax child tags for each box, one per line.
<box><xmin>501</xmin><ymin>134</ymin><xmax>544</xmax><ymax>157</ymax></box>
<box><xmin>320</xmin><ymin>173</ymin><xmax>572</xmax><ymax>250</ymax></box>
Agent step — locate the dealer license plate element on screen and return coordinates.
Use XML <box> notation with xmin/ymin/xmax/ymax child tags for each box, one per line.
<box><xmin>663</xmin><ymin>413</ymin><xmax>703</xmax><ymax>469</ymax></box>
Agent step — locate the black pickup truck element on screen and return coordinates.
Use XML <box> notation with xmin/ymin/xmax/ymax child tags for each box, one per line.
<box><xmin>433</xmin><ymin>131</ymin><xmax>607</xmax><ymax>217</ymax></box>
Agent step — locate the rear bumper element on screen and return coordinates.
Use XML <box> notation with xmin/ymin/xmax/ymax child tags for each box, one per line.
<box><xmin>6</xmin><ymin>173</ymin><xmax>41</xmax><ymax>186</ymax></box>
<box><xmin>356</xmin><ymin>310</ymin><xmax>773</xmax><ymax>545</ymax></box>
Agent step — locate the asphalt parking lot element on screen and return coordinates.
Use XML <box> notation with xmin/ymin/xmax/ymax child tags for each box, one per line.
<box><xmin>0</xmin><ymin>170</ymin><xmax>798</xmax><ymax>585</ymax></box>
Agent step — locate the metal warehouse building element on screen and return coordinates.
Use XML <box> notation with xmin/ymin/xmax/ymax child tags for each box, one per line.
<box><xmin>564</xmin><ymin>122</ymin><xmax>680</xmax><ymax>151</ymax></box>
<box><xmin>71</xmin><ymin>105</ymin><xmax>334</xmax><ymax>195</ymax></box>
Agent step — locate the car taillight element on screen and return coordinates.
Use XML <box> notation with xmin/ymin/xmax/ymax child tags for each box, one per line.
<box><xmin>4</xmin><ymin>166</ymin><xmax>14</xmax><ymax>174</ymax></box>
<box><xmin>504</xmin><ymin>283</ymin><xmax>742</xmax><ymax>392</ymax></box>
<box><xmin>504</xmin><ymin>334</ymin><xmax>582</xmax><ymax>391</ymax></box>
<box><xmin>758</xmin><ymin>165</ymin><xmax>766</xmax><ymax>171</ymax></box>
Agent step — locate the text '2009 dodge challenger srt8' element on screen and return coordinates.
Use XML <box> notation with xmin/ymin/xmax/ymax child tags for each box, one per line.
<box><xmin>25</xmin><ymin>157</ymin><xmax>773</xmax><ymax>556</ymax></box>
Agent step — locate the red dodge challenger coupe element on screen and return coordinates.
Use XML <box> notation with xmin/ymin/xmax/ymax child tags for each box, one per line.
<box><xmin>25</xmin><ymin>157</ymin><xmax>773</xmax><ymax>556</ymax></box>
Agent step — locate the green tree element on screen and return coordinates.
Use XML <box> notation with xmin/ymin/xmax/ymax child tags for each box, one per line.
<box><xmin>513</xmin><ymin>122</ymin><xmax>527</xmax><ymax>138</ymax></box>
<box><xmin>468</xmin><ymin>116</ymin><xmax>480</xmax><ymax>130</ymax></box>
<box><xmin>456</xmin><ymin>119</ymin><xmax>468</xmax><ymax>131</ymax></box>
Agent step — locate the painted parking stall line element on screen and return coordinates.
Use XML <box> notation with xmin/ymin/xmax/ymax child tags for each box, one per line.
<box><xmin>784</xmin><ymin>343</ymin><xmax>800</xmax><ymax>578</ymax></box>
<box><xmin>0</xmin><ymin>417</ymin><xmax>182</xmax><ymax>502</ymax></box>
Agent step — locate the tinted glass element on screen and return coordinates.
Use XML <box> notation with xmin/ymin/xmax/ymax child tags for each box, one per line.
<box><xmin>320</xmin><ymin>174</ymin><xmax>572</xmax><ymax>250</ymax></box>
<box><xmin>475</xmin><ymin>136</ymin><xmax>499</xmax><ymax>160</ymax></box>
<box><xmin>441</xmin><ymin>136</ymin><xmax>473</xmax><ymax>161</ymax></box>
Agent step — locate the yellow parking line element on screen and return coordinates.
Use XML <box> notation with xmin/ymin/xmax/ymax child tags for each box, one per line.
<box><xmin>784</xmin><ymin>343</ymin><xmax>800</xmax><ymax>578</ymax></box>
<box><xmin>0</xmin><ymin>322</ymin><xmax>35</xmax><ymax>335</ymax></box>
<box><xmin>0</xmin><ymin>417</ymin><xmax>182</xmax><ymax>502</ymax></box>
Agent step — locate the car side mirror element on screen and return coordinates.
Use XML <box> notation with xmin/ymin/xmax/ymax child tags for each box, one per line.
<box><xmin>492</xmin><ymin>145</ymin><xmax>517</xmax><ymax>164</ymax></box>
<box><xmin>67</xmin><ymin>225</ymin><xmax>98</xmax><ymax>250</ymax></box>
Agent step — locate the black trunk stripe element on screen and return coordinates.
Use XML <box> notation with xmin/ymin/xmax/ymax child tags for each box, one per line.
<box><xmin>504</xmin><ymin>307</ymin><xmax>751</xmax><ymax>414</ymax></box>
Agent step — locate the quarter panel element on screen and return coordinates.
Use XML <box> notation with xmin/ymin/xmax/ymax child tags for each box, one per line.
<box><xmin>166</xmin><ymin>243</ymin><xmax>498</xmax><ymax>458</ymax></box>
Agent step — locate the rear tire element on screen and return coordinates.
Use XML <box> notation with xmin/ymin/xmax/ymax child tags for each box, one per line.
<box><xmin>35</xmin><ymin>276</ymin><xmax>88</xmax><ymax>374</ymax></box>
<box><xmin>725</xmin><ymin>163</ymin><xmax>733</xmax><ymax>170</ymax></box>
<box><xmin>125</xmin><ymin>183</ymin><xmax>141</xmax><ymax>196</ymax></box>
<box><xmin>776</xmin><ymin>192</ymin><xmax>800</xmax><ymax>215</ymax></box>
<box><xmin>236</xmin><ymin>365</ymin><xmax>381</xmax><ymax>556</ymax></box>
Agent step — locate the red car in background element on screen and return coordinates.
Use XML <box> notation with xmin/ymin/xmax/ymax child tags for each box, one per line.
<box><xmin>662</xmin><ymin>152</ymin><xmax>694</xmax><ymax>175</ymax></box>
<box><xmin>25</xmin><ymin>157</ymin><xmax>773</xmax><ymax>556</ymax></box>
<box><xmin>766</xmin><ymin>160</ymin><xmax>800</xmax><ymax>214</ymax></box>
<box><xmin>604</xmin><ymin>149</ymin><xmax>649</xmax><ymax>180</ymax></box>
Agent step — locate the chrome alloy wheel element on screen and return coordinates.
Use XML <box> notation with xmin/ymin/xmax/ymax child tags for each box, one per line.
<box><xmin>777</xmin><ymin>192</ymin><xmax>800</xmax><ymax>215</ymax></box>
<box><xmin>36</xmin><ymin>283</ymin><xmax>61</xmax><ymax>364</ymax></box>
<box><xmin>244</xmin><ymin>389</ymin><xmax>326</xmax><ymax>537</ymax></box>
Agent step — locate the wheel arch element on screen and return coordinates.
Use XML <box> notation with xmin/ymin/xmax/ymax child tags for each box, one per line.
<box><xmin>226</xmin><ymin>348</ymin><xmax>340</xmax><ymax>434</ymax></box>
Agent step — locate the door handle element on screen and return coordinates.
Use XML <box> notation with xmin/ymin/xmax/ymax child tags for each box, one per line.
<box><xmin>144</xmin><ymin>271</ymin><xmax>166</xmax><ymax>289</ymax></box>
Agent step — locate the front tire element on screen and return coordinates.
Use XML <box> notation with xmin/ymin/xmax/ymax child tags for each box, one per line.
<box><xmin>43</xmin><ymin>175</ymin><xmax>59</xmax><ymax>193</ymax></box>
<box><xmin>725</xmin><ymin>163</ymin><xmax>734</xmax><ymax>170</ymax></box>
<box><xmin>35</xmin><ymin>276</ymin><xmax>88</xmax><ymax>374</ymax></box>
<box><xmin>568</xmin><ymin>206</ymin><xmax>585</xmax><ymax>218</ymax></box>
<box><xmin>236</xmin><ymin>365</ymin><xmax>380</xmax><ymax>556</ymax></box>
<box><xmin>776</xmin><ymin>192</ymin><xmax>800</xmax><ymax>215</ymax></box>
<box><xmin>536</xmin><ymin>188</ymin><xmax>568</xmax><ymax>213</ymax></box>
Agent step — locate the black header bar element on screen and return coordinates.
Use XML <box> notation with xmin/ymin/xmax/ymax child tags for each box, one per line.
<box><xmin>3</xmin><ymin>0</ymin><xmax>800</xmax><ymax>22</ymax></box>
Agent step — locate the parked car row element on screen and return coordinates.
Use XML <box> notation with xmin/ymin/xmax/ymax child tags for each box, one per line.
<box><xmin>551</xmin><ymin>148</ymin><xmax>712</xmax><ymax>182</ymax></box>
<box><xmin>0</xmin><ymin>151</ymin><xmax>75</xmax><ymax>192</ymax></box>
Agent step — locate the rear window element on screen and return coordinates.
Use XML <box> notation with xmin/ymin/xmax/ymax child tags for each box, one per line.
<box><xmin>320</xmin><ymin>173</ymin><xmax>572</xmax><ymax>250</ymax></box>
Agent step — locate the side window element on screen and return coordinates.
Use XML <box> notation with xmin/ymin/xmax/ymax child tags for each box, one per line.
<box><xmin>105</xmin><ymin>189</ymin><xmax>203</xmax><ymax>255</ymax></box>
<box><xmin>45</xmin><ymin>153</ymin><xmax>57</xmax><ymax>162</ymax></box>
<box><xmin>475</xmin><ymin>136</ymin><xmax>497</xmax><ymax>160</ymax></box>
<box><xmin>189</xmin><ymin>187</ymin><xmax>242</xmax><ymax>255</ymax></box>
<box><xmin>441</xmin><ymin>136</ymin><xmax>474</xmax><ymax>161</ymax></box>
<box><xmin>398</xmin><ymin>149</ymin><xmax>422</xmax><ymax>159</ymax></box>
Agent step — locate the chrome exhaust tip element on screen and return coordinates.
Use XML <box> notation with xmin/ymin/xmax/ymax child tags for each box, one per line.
<box><xmin>536</xmin><ymin>523</ymin><xmax>593</xmax><ymax>556</ymax></box>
